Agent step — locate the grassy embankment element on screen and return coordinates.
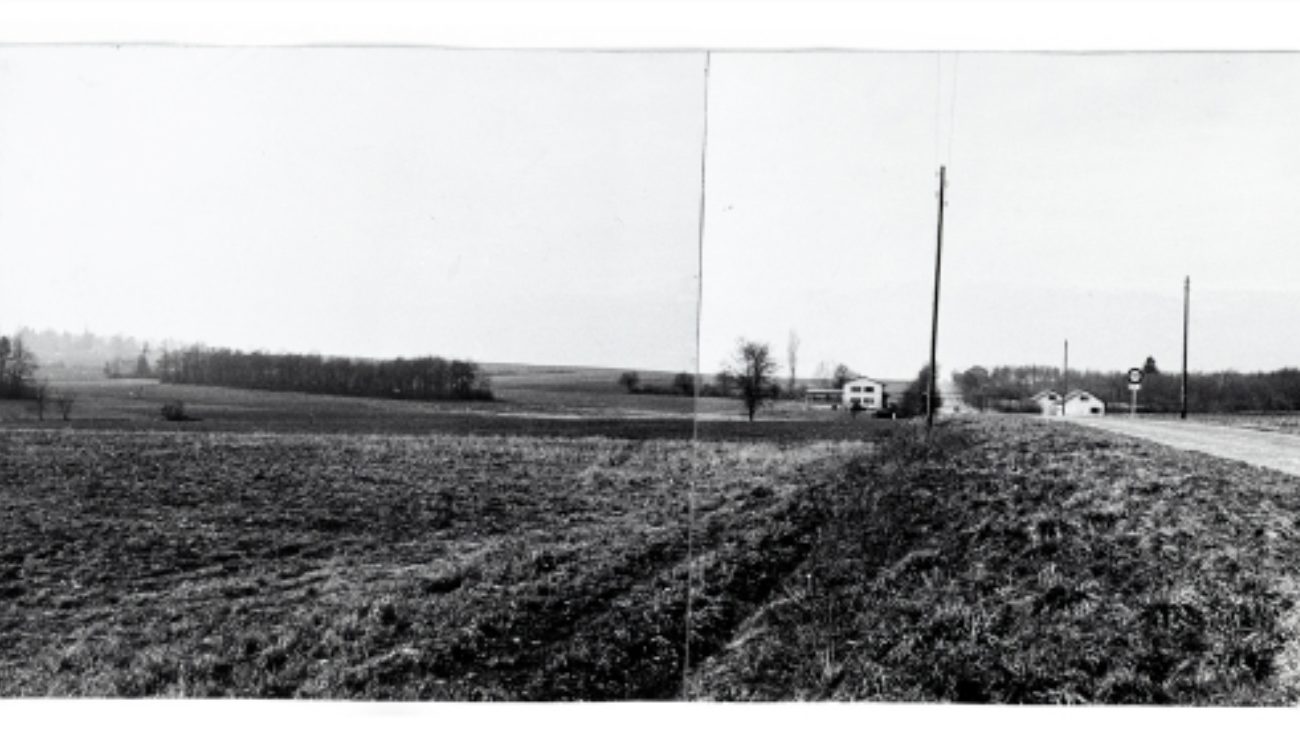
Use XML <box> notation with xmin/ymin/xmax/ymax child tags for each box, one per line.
<box><xmin>692</xmin><ymin>417</ymin><xmax>1300</xmax><ymax>704</ymax></box>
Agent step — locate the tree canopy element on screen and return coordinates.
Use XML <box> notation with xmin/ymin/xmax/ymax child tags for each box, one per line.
<box><xmin>725</xmin><ymin>339</ymin><xmax>780</xmax><ymax>422</ymax></box>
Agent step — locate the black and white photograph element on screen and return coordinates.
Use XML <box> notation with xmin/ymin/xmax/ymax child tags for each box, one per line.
<box><xmin>4</xmin><ymin>1</ymin><xmax>1300</xmax><ymax>718</ymax></box>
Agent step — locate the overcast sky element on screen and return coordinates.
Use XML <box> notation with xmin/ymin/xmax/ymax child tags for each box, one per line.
<box><xmin>703</xmin><ymin>52</ymin><xmax>1300</xmax><ymax>379</ymax></box>
<box><xmin>3</xmin><ymin>49</ymin><xmax>1300</xmax><ymax>376</ymax></box>
<box><xmin>0</xmin><ymin>48</ymin><xmax>705</xmax><ymax>371</ymax></box>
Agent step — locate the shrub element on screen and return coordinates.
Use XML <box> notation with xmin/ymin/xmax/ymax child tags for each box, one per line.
<box><xmin>617</xmin><ymin>371</ymin><xmax>641</xmax><ymax>394</ymax></box>
<box><xmin>672</xmin><ymin>372</ymin><xmax>695</xmax><ymax>396</ymax></box>
<box><xmin>160</xmin><ymin>400</ymin><xmax>190</xmax><ymax>422</ymax></box>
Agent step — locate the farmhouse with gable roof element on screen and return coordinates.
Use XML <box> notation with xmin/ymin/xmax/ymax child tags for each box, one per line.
<box><xmin>1063</xmin><ymin>389</ymin><xmax>1105</xmax><ymax>416</ymax></box>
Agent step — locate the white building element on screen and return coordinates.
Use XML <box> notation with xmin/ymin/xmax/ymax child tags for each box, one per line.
<box><xmin>843</xmin><ymin>377</ymin><xmax>886</xmax><ymax>411</ymax></box>
<box><xmin>1031</xmin><ymin>388</ymin><xmax>1105</xmax><ymax>416</ymax></box>
<box><xmin>1031</xmin><ymin>389</ymin><xmax>1062</xmax><ymax>416</ymax></box>
<box><xmin>1063</xmin><ymin>389</ymin><xmax>1105</xmax><ymax>416</ymax></box>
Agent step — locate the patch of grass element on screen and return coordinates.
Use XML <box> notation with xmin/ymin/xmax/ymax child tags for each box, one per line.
<box><xmin>690</xmin><ymin>418</ymin><xmax>1300</xmax><ymax>704</ymax></box>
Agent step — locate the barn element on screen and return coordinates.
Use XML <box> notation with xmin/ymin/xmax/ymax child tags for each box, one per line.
<box><xmin>1063</xmin><ymin>389</ymin><xmax>1105</xmax><ymax>416</ymax></box>
<box><xmin>1030</xmin><ymin>389</ymin><xmax>1105</xmax><ymax>416</ymax></box>
<box><xmin>1030</xmin><ymin>389</ymin><xmax>1062</xmax><ymax>416</ymax></box>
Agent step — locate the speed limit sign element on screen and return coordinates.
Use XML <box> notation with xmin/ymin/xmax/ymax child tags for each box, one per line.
<box><xmin>1127</xmin><ymin>368</ymin><xmax>1143</xmax><ymax>417</ymax></box>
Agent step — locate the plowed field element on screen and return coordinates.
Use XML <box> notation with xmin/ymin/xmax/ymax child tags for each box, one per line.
<box><xmin>0</xmin><ymin>428</ymin><xmax>865</xmax><ymax>698</ymax></box>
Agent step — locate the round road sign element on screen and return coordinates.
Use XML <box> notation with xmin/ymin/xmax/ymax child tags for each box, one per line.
<box><xmin>1127</xmin><ymin>368</ymin><xmax>1144</xmax><ymax>385</ymax></box>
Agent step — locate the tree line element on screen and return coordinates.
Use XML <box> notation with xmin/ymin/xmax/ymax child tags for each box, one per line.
<box><xmin>0</xmin><ymin>334</ymin><xmax>76</xmax><ymax>420</ymax></box>
<box><xmin>155</xmin><ymin>347</ymin><xmax>493</xmax><ymax>401</ymax></box>
<box><xmin>0</xmin><ymin>335</ymin><xmax>38</xmax><ymax>400</ymax></box>
<box><xmin>955</xmin><ymin>358</ymin><xmax>1300</xmax><ymax>413</ymax></box>
<box><xmin>5</xmin><ymin>326</ymin><xmax>168</xmax><ymax>379</ymax></box>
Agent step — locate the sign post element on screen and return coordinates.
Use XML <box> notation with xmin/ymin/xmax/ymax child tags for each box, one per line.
<box><xmin>1127</xmin><ymin>367</ymin><xmax>1144</xmax><ymax>418</ymax></box>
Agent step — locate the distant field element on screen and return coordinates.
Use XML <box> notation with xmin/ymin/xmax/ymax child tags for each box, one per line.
<box><xmin>0</xmin><ymin>428</ymin><xmax>871</xmax><ymax>698</ymax></box>
<box><xmin>0</xmin><ymin>376</ymin><xmax>895</xmax><ymax>442</ymax></box>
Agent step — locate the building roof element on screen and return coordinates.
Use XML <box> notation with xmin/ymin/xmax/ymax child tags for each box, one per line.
<box><xmin>1064</xmin><ymin>389</ymin><xmax>1099</xmax><ymax>402</ymax></box>
<box><xmin>844</xmin><ymin>376</ymin><xmax>884</xmax><ymax>386</ymax></box>
<box><xmin>1030</xmin><ymin>389</ymin><xmax>1061</xmax><ymax>401</ymax></box>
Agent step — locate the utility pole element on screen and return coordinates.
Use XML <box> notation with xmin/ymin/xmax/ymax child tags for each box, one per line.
<box><xmin>1062</xmin><ymin>339</ymin><xmax>1069</xmax><ymax>417</ymax></box>
<box><xmin>1181</xmin><ymin>276</ymin><xmax>1190</xmax><ymax>419</ymax></box>
<box><xmin>927</xmin><ymin>165</ymin><xmax>946</xmax><ymax>432</ymax></box>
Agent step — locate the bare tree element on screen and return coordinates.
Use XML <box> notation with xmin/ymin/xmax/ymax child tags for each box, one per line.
<box><xmin>135</xmin><ymin>342</ymin><xmax>152</xmax><ymax>378</ymax></box>
<box><xmin>901</xmin><ymin>365</ymin><xmax>942</xmax><ymax>418</ymax></box>
<box><xmin>55</xmin><ymin>392</ymin><xmax>76</xmax><ymax>421</ymax></box>
<box><xmin>725</xmin><ymin>339</ymin><xmax>779</xmax><ymax>422</ymax></box>
<box><xmin>786</xmin><ymin>330</ymin><xmax>801</xmax><ymax>395</ymax></box>
<box><xmin>32</xmin><ymin>380</ymin><xmax>48</xmax><ymax>421</ymax></box>
<box><xmin>812</xmin><ymin>360</ymin><xmax>833</xmax><ymax>388</ymax></box>
<box><xmin>831</xmin><ymin>363</ymin><xmax>858</xmax><ymax>389</ymax></box>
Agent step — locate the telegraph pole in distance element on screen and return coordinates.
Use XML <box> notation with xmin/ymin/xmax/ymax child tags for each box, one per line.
<box><xmin>1181</xmin><ymin>276</ymin><xmax>1190</xmax><ymax>419</ymax></box>
<box><xmin>927</xmin><ymin>165</ymin><xmax>946</xmax><ymax>432</ymax></box>
<box><xmin>1063</xmin><ymin>339</ymin><xmax>1069</xmax><ymax>417</ymax></box>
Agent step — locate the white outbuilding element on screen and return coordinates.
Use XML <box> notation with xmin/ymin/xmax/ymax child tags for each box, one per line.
<box><xmin>1063</xmin><ymin>389</ymin><xmax>1105</xmax><ymax>416</ymax></box>
<box><xmin>1030</xmin><ymin>389</ymin><xmax>1062</xmax><ymax>416</ymax></box>
<box><xmin>1030</xmin><ymin>389</ymin><xmax>1105</xmax><ymax>416</ymax></box>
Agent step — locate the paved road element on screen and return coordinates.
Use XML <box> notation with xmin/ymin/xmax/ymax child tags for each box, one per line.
<box><xmin>1077</xmin><ymin>417</ymin><xmax>1300</xmax><ymax>478</ymax></box>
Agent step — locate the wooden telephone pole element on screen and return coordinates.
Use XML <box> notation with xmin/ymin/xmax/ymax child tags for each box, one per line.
<box><xmin>1063</xmin><ymin>339</ymin><xmax>1069</xmax><ymax>417</ymax></box>
<box><xmin>1181</xmin><ymin>276</ymin><xmax>1190</xmax><ymax>419</ymax></box>
<box><xmin>927</xmin><ymin>166</ymin><xmax>946</xmax><ymax>431</ymax></box>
